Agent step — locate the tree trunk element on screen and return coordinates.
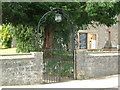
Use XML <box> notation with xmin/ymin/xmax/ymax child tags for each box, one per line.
<box><xmin>43</xmin><ymin>26</ymin><xmax>55</xmax><ymax>57</ymax></box>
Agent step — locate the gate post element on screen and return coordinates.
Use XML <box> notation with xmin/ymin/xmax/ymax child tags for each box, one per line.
<box><xmin>31</xmin><ymin>52</ymin><xmax>43</xmax><ymax>83</ymax></box>
<box><xmin>0</xmin><ymin>59</ymin><xmax>2</xmax><ymax>86</ymax></box>
<box><xmin>118</xmin><ymin>15</ymin><xmax>120</xmax><ymax>50</ymax></box>
<box><xmin>76</xmin><ymin>50</ymin><xmax>88</xmax><ymax>80</ymax></box>
<box><xmin>0</xmin><ymin>2</ymin><xmax>2</xmax><ymax>85</ymax></box>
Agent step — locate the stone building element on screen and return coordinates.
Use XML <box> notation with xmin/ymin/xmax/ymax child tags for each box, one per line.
<box><xmin>77</xmin><ymin>23</ymin><xmax>118</xmax><ymax>50</ymax></box>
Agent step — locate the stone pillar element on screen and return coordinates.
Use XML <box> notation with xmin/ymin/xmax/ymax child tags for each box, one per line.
<box><xmin>0</xmin><ymin>1</ymin><xmax>2</xmax><ymax>48</ymax></box>
<box><xmin>0</xmin><ymin>2</ymin><xmax>2</xmax><ymax>85</ymax></box>
<box><xmin>118</xmin><ymin>15</ymin><xmax>120</xmax><ymax>50</ymax></box>
<box><xmin>31</xmin><ymin>52</ymin><xmax>43</xmax><ymax>83</ymax></box>
<box><xmin>0</xmin><ymin>60</ymin><xmax>2</xmax><ymax>86</ymax></box>
<box><xmin>75</xmin><ymin>50</ymin><xmax>88</xmax><ymax>80</ymax></box>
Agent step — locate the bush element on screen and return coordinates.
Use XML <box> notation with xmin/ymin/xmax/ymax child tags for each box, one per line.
<box><xmin>13</xmin><ymin>25</ymin><xmax>39</xmax><ymax>53</ymax></box>
<box><xmin>0</xmin><ymin>24</ymin><xmax>13</xmax><ymax>48</ymax></box>
<box><xmin>0</xmin><ymin>24</ymin><xmax>42</xmax><ymax>52</ymax></box>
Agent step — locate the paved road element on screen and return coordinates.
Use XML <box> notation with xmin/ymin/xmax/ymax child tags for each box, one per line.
<box><xmin>1</xmin><ymin>75</ymin><xmax>119</xmax><ymax>88</ymax></box>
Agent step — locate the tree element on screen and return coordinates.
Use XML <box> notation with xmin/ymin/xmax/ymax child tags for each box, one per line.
<box><xmin>2</xmin><ymin>2</ymin><xmax>120</xmax><ymax>52</ymax></box>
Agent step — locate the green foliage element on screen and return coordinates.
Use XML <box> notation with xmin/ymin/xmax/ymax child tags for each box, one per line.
<box><xmin>13</xmin><ymin>25</ymin><xmax>38</xmax><ymax>53</ymax></box>
<box><xmin>2</xmin><ymin>2</ymin><xmax>120</xmax><ymax>52</ymax></box>
<box><xmin>0</xmin><ymin>24</ymin><xmax>13</xmax><ymax>48</ymax></box>
<box><xmin>45</xmin><ymin>60</ymin><xmax>73</xmax><ymax>77</ymax></box>
<box><xmin>2</xmin><ymin>2</ymin><xmax>120</xmax><ymax>27</ymax></box>
<box><xmin>44</xmin><ymin>51</ymin><xmax>74</xmax><ymax>77</ymax></box>
<box><xmin>0</xmin><ymin>24</ymin><xmax>37</xmax><ymax>52</ymax></box>
<box><xmin>86</xmin><ymin>2</ymin><xmax>120</xmax><ymax>26</ymax></box>
<box><xmin>60</xmin><ymin>62</ymin><xmax>73</xmax><ymax>77</ymax></box>
<box><xmin>53</xmin><ymin>23</ymin><xmax>71</xmax><ymax>50</ymax></box>
<box><xmin>44</xmin><ymin>57</ymin><xmax>73</xmax><ymax>77</ymax></box>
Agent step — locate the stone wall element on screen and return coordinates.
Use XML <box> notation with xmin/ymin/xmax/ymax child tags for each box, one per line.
<box><xmin>0</xmin><ymin>50</ymin><xmax>119</xmax><ymax>85</ymax></box>
<box><xmin>76</xmin><ymin>50</ymin><xmax>119</xmax><ymax>80</ymax></box>
<box><xmin>0</xmin><ymin>52</ymin><xmax>43</xmax><ymax>86</ymax></box>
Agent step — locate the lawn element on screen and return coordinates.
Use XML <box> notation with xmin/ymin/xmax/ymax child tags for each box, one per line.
<box><xmin>0</xmin><ymin>48</ymin><xmax>17</xmax><ymax>54</ymax></box>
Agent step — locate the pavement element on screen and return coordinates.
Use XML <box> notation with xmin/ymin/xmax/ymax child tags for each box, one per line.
<box><xmin>0</xmin><ymin>74</ymin><xmax>119</xmax><ymax>88</ymax></box>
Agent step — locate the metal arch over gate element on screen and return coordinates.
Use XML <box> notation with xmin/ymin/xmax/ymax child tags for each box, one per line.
<box><xmin>35</xmin><ymin>8</ymin><xmax>78</xmax><ymax>84</ymax></box>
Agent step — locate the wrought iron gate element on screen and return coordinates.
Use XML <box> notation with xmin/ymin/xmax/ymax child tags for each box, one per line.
<box><xmin>41</xmin><ymin>27</ymin><xmax>76</xmax><ymax>83</ymax></box>
<box><xmin>34</xmin><ymin>8</ymin><xmax>78</xmax><ymax>84</ymax></box>
<box><xmin>35</xmin><ymin>30</ymin><xmax>77</xmax><ymax>84</ymax></box>
<box><xmin>42</xmin><ymin>49</ymin><xmax>75</xmax><ymax>84</ymax></box>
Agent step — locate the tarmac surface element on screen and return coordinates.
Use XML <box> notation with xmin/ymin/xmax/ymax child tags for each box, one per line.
<box><xmin>1</xmin><ymin>74</ymin><xmax>119</xmax><ymax>88</ymax></box>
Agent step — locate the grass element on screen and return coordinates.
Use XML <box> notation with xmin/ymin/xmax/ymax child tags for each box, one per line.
<box><xmin>44</xmin><ymin>51</ymin><xmax>74</xmax><ymax>77</ymax></box>
<box><xmin>0</xmin><ymin>48</ymin><xmax>17</xmax><ymax>54</ymax></box>
<box><xmin>44</xmin><ymin>59</ymin><xmax>74</xmax><ymax>77</ymax></box>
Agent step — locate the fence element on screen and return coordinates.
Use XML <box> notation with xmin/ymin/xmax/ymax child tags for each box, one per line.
<box><xmin>76</xmin><ymin>50</ymin><xmax>119</xmax><ymax>80</ymax></box>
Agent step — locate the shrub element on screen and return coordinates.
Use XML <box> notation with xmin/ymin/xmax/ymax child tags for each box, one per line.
<box><xmin>0</xmin><ymin>24</ymin><xmax>14</xmax><ymax>48</ymax></box>
<box><xmin>13</xmin><ymin>25</ymin><xmax>39</xmax><ymax>53</ymax></box>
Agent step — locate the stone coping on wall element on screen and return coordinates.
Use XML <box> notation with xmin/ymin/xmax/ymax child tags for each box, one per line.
<box><xmin>0</xmin><ymin>53</ymin><xmax>31</xmax><ymax>56</ymax></box>
<box><xmin>0</xmin><ymin>55</ymin><xmax>34</xmax><ymax>60</ymax></box>
<box><xmin>88</xmin><ymin>53</ymin><xmax>120</xmax><ymax>56</ymax></box>
<box><xmin>0</xmin><ymin>52</ymin><xmax>43</xmax><ymax>60</ymax></box>
<box><xmin>0</xmin><ymin>53</ymin><xmax>35</xmax><ymax>60</ymax></box>
<box><xmin>76</xmin><ymin>50</ymin><xmax>119</xmax><ymax>56</ymax></box>
<box><xmin>87</xmin><ymin>50</ymin><xmax>119</xmax><ymax>53</ymax></box>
